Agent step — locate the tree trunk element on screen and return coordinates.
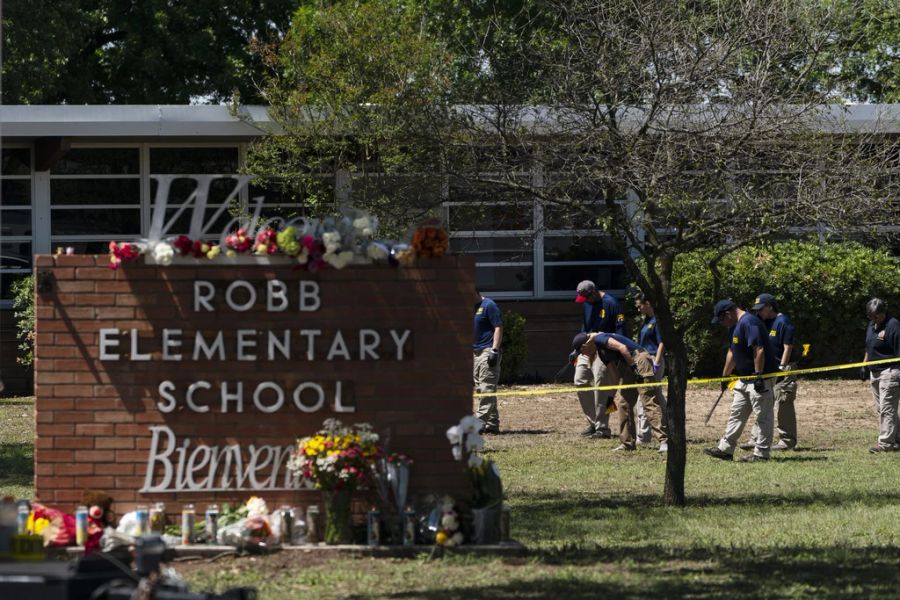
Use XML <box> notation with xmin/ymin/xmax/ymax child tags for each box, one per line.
<box><xmin>663</xmin><ymin>339</ymin><xmax>688</xmax><ymax>506</ymax></box>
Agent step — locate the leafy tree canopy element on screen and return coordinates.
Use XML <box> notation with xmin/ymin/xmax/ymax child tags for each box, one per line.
<box><xmin>1</xmin><ymin>0</ymin><xmax>295</xmax><ymax>104</ymax></box>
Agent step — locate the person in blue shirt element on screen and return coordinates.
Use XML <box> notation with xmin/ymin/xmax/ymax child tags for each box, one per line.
<box><xmin>704</xmin><ymin>299</ymin><xmax>778</xmax><ymax>462</ymax></box>
<box><xmin>634</xmin><ymin>293</ymin><xmax>668</xmax><ymax>452</ymax></box>
<box><xmin>473</xmin><ymin>293</ymin><xmax>504</xmax><ymax>434</ymax></box>
<box><xmin>741</xmin><ymin>293</ymin><xmax>799</xmax><ymax>451</ymax></box>
<box><xmin>862</xmin><ymin>297</ymin><xmax>900</xmax><ymax>453</ymax></box>
<box><xmin>571</xmin><ymin>329</ymin><xmax>664</xmax><ymax>451</ymax></box>
<box><xmin>573</xmin><ymin>280</ymin><xmax>626</xmax><ymax>439</ymax></box>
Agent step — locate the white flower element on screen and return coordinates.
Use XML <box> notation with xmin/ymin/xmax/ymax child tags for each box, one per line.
<box><xmin>459</xmin><ymin>415</ymin><xmax>483</xmax><ymax>435</ymax></box>
<box><xmin>446</xmin><ymin>425</ymin><xmax>461</xmax><ymax>445</ymax></box>
<box><xmin>324</xmin><ymin>250</ymin><xmax>354</xmax><ymax>269</ymax></box>
<box><xmin>464</xmin><ymin>433</ymin><xmax>485</xmax><ymax>453</ymax></box>
<box><xmin>468</xmin><ymin>453</ymin><xmax>484</xmax><ymax>468</ymax></box>
<box><xmin>322</xmin><ymin>231</ymin><xmax>342</xmax><ymax>254</ymax></box>
<box><xmin>451</xmin><ymin>445</ymin><xmax>463</xmax><ymax>461</ymax></box>
<box><xmin>366</xmin><ymin>242</ymin><xmax>388</xmax><ymax>261</ymax></box>
<box><xmin>352</xmin><ymin>216</ymin><xmax>371</xmax><ymax>231</ymax></box>
<box><xmin>246</xmin><ymin>496</ymin><xmax>268</xmax><ymax>518</ymax></box>
<box><xmin>152</xmin><ymin>242</ymin><xmax>174</xmax><ymax>266</ymax></box>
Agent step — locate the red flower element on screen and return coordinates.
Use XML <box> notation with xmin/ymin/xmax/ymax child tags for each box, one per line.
<box><xmin>174</xmin><ymin>235</ymin><xmax>193</xmax><ymax>256</ymax></box>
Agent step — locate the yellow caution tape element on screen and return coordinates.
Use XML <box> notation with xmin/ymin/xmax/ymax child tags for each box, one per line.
<box><xmin>473</xmin><ymin>356</ymin><xmax>900</xmax><ymax>398</ymax></box>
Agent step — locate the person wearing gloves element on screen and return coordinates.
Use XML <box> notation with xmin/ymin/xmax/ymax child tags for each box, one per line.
<box><xmin>861</xmin><ymin>297</ymin><xmax>900</xmax><ymax>453</ymax></box>
<box><xmin>473</xmin><ymin>292</ymin><xmax>503</xmax><ymax>434</ymax></box>
<box><xmin>571</xmin><ymin>330</ymin><xmax>667</xmax><ymax>452</ymax></box>
<box><xmin>704</xmin><ymin>299</ymin><xmax>778</xmax><ymax>462</ymax></box>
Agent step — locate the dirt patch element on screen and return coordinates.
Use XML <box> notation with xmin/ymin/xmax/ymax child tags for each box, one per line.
<box><xmin>479</xmin><ymin>379</ymin><xmax>877</xmax><ymax>447</ymax></box>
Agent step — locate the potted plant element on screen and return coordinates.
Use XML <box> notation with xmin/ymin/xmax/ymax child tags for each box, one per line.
<box><xmin>446</xmin><ymin>416</ymin><xmax>504</xmax><ymax>544</ymax></box>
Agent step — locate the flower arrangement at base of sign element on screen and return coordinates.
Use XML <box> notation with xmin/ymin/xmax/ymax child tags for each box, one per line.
<box><xmin>287</xmin><ymin>419</ymin><xmax>382</xmax><ymax>544</ymax></box>
<box><xmin>446</xmin><ymin>415</ymin><xmax>504</xmax><ymax>544</ymax></box>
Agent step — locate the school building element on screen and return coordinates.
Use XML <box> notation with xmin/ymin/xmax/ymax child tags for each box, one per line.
<box><xmin>1</xmin><ymin>104</ymin><xmax>898</xmax><ymax>394</ymax></box>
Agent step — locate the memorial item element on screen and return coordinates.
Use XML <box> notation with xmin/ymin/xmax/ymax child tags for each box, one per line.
<box><xmin>403</xmin><ymin>506</ymin><xmax>417</xmax><ymax>546</ymax></box>
<box><xmin>181</xmin><ymin>504</ymin><xmax>195</xmax><ymax>545</ymax></box>
<box><xmin>433</xmin><ymin>497</ymin><xmax>463</xmax><ymax>547</ymax></box>
<box><xmin>205</xmin><ymin>504</ymin><xmax>219</xmax><ymax>542</ymax></box>
<box><xmin>367</xmin><ymin>507</ymin><xmax>381</xmax><ymax>546</ymax></box>
<box><xmin>305</xmin><ymin>505</ymin><xmax>320</xmax><ymax>544</ymax></box>
<box><xmin>288</xmin><ymin>419</ymin><xmax>382</xmax><ymax>544</ymax></box>
<box><xmin>75</xmin><ymin>506</ymin><xmax>89</xmax><ymax>547</ymax></box>
<box><xmin>135</xmin><ymin>505</ymin><xmax>149</xmax><ymax>536</ymax></box>
<box><xmin>446</xmin><ymin>415</ymin><xmax>505</xmax><ymax>544</ymax></box>
<box><xmin>149</xmin><ymin>503</ymin><xmax>166</xmax><ymax>534</ymax></box>
<box><xmin>107</xmin><ymin>206</ymin><xmax>390</xmax><ymax>271</ymax></box>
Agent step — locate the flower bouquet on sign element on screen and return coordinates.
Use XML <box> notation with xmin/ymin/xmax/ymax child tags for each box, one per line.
<box><xmin>288</xmin><ymin>419</ymin><xmax>382</xmax><ymax>544</ymax></box>
<box><xmin>446</xmin><ymin>415</ymin><xmax>504</xmax><ymax>544</ymax></box>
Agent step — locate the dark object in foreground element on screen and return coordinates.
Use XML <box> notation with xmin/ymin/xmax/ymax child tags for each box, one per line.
<box><xmin>0</xmin><ymin>537</ymin><xmax>256</xmax><ymax>600</ymax></box>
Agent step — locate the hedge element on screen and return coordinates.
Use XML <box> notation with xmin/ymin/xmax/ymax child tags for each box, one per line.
<box><xmin>662</xmin><ymin>241</ymin><xmax>900</xmax><ymax>375</ymax></box>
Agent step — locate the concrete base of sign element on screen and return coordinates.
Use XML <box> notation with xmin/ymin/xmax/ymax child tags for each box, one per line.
<box><xmin>65</xmin><ymin>540</ymin><xmax>527</xmax><ymax>560</ymax></box>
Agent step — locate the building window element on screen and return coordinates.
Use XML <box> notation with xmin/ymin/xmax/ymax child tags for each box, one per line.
<box><xmin>50</xmin><ymin>147</ymin><xmax>141</xmax><ymax>253</ymax></box>
<box><xmin>1</xmin><ymin>148</ymin><xmax>33</xmax><ymax>305</ymax></box>
<box><xmin>445</xmin><ymin>172</ymin><xmax>628</xmax><ymax>299</ymax></box>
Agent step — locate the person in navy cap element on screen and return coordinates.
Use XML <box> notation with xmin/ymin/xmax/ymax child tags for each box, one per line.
<box><xmin>704</xmin><ymin>299</ymin><xmax>778</xmax><ymax>462</ymax></box>
<box><xmin>741</xmin><ymin>293</ymin><xmax>799</xmax><ymax>450</ymax></box>
<box><xmin>862</xmin><ymin>297</ymin><xmax>900</xmax><ymax>453</ymax></box>
<box><xmin>473</xmin><ymin>291</ymin><xmax>503</xmax><ymax>434</ymax></box>
<box><xmin>571</xmin><ymin>330</ymin><xmax>666</xmax><ymax>451</ymax></box>
<box><xmin>573</xmin><ymin>280</ymin><xmax>626</xmax><ymax>439</ymax></box>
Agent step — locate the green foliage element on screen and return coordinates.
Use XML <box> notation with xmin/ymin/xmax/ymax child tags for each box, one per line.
<box><xmin>246</xmin><ymin>0</ymin><xmax>455</xmax><ymax>237</ymax></box>
<box><xmin>499</xmin><ymin>310</ymin><xmax>527</xmax><ymax>384</ymax></box>
<box><xmin>11</xmin><ymin>276</ymin><xmax>35</xmax><ymax>367</ymax></box>
<box><xmin>468</xmin><ymin>458</ymin><xmax>504</xmax><ymax>510</ymax></box>
<box><xmin>670</xmin><ymin>241</ymin><xmax>900</xmax><ymax>374</ymax></box>
<box><xmin>1</xmin><ymin>0</ymin><xmax>295</xmax><ymax>104</ymax></box>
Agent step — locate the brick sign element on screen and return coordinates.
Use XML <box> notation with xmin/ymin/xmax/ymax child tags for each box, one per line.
<box><xmin>33</xmin><ymin>255</ymin><xmax>474</xmax><ymax>512</ymax></box>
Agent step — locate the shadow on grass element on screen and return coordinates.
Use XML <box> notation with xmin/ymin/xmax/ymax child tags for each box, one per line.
<box><xmin>514</xmin><ymin>489</ymin><xmax>900</xmax><ymax>513</ymax></box>
<box><xmin>0</xmin><ymin>442</ymin><xmax>34</xmax><ymax>487</ymax></box>
<box><xmin>497</xmin><ymin>429</ymin><xmax>553</xmax><ymax>435</ymax></box>
<box><xmin>370</xmin><ymin>546</ymin><xmax>900</xmax><ymax>599</ymax></box>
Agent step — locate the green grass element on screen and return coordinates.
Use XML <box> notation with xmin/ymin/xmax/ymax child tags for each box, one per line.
<box><xmin>0</xmin><ymin>396</ymin><xmax>34</xmax><ymax>500</ymax></box>
<box><xmin>3</xmin><ymin>392</ymin><xmax>899</xmax><ymax>599</ymax></box>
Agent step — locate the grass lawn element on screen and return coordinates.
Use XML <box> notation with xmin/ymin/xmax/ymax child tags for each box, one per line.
<box><xmin>2</xmin><ymin>381</ymin><xmax>899</xmax><ymax>598</ymax></box>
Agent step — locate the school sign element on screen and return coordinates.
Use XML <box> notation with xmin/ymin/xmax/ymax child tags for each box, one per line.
<box><xmin>33</xmin><ymin>255</ymin><xmax>474</xmax><ymax>511</ymax></box>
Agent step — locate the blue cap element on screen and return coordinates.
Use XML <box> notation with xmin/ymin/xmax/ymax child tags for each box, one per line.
<box><xmin>711</xmin><ymin>299</ymin><xmax>737</xmax><ymax>324</ymax></box>
<box><xmin>751</xmin><ymin>293</ymin><xmax>776</xmax><ymax>311</ymax></box>
<box><xmin>572</xmin><ymin>332</ymin><xmax>590</xmax><ymax>351</ymax></box>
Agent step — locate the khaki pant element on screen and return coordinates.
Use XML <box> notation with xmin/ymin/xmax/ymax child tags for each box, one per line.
<box><xmin>870</xmin><ymin>366</ymin><xmax>900</xmax><ymax>450</ymax></box>
<box><xmin>616</xmin><ymin>351</ymin><xmax>667</xmax><ymax>448</ymax></box>
<box><xmin>637</xmin><ymin>356</ymin><xmax>667</xmax><ymax>444</ymax></box>
<box><xmin>474</xmin><ymin>349</ymin><xmax>502</xmax><ymax>429</ymax></box>
<box><xmin>574</xmin><ymin>353</ymin><xmax>613</xmax><ymax>435</ymax></box>
<box><xmin>718</xmin><ymin>378</ymin><xmax>775</xmax><ymax>458</ymax></box>
<box><xmin>749</xmin><ymin>366</ymin><xmax>798</xmax><ymax>448</ymax></box>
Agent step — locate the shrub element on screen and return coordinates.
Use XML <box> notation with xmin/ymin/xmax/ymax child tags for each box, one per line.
<box><xmin>11</xmin><ymin>275</ymin><xmax>35</xmax><ymax>366</ymax></box>
<box><xmin>500</xmin><ymin>310</ymin><xmax>527</xmax><ymax>384</ymax></box>
<box><xmin>668</xmin><ymin>241</ymin><xmax>900</xmax><ymax>375</ymax></box>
